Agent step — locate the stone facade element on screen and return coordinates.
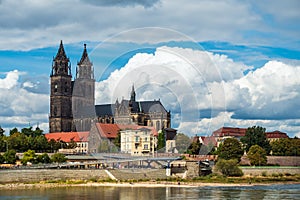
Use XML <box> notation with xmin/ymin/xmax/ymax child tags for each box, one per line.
<box><xmin>49</xmin><ymin>41</ymin><xmax>171</xmax><ymax>133</ymax></box>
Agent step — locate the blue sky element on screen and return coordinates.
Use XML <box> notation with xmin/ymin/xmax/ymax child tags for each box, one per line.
<box><xmin>0</xmin><ymin>0</ymin><xmax>300</xmax><ymax>137</ymax></box>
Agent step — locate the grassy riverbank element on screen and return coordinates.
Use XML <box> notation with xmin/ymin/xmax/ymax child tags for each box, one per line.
<box><xmin>1</xmin><ymin>173</ymin><xmax>299</xmax><ymax>190</ymax></box>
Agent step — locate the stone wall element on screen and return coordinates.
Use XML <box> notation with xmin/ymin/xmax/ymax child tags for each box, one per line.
<box><xmin>241</xmin><ymin>167</ymin><xmax>300</xmax><ymax>176</ymax></box>
<box><xmin>0</xmin><ymin>169</ymin><xmax>109</xmax><ymax>184</ymax></box>
<box><xmin>240</xmin><ymin>156</ymin><xmax>300</xmax><ymax>166</ymax></box>
<box><xmin>185</xmin><ymin>161</ymin><xmax>199</xmax><ymax>178</ymax></box>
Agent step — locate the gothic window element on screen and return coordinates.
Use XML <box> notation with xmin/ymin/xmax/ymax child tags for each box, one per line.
<box><xmin>65</xmin><ymin>82</ymin><xmax>68</xmax><ymax>92</ymax></box>
<box><xmin>54</xmin><ymin>83</ymin><xmax>58</xmax><ymax>93</ymax></box>
<box><xmin>156</xmin><ymin>121</ymin><xmax>160</xmax><ymax>131</ymax></box>
<box><xmin>53</xmin><ymin>106</ymin><xmax>57</xmax><ymax>116</ymax></box>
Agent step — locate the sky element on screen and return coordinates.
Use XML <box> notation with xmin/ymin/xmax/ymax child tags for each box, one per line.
<box><xmin>0</xmin><ymin>0</ymin><xmax>300</xmax><ymax>137</ymax></box>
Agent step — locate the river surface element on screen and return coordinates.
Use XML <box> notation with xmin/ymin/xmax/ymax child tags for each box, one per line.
<box><xmin>0</xmin><ymin>184</ymin><xmax>299</xmax><ymax>200</ymax></box>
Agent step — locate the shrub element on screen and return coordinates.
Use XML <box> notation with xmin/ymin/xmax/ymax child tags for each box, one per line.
<box><xmin>261</xmin><ymin>171</ymin><xmax>267</xmax><ymax>177</ymax></box>
<box><xmin>215</xmin><ymin>159</ymin><xmax>244</xmax><ymax>177</ymax></box>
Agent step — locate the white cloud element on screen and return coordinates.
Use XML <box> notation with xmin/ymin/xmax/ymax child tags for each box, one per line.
<box><xmin>0</xmin><ymin>0</ymin><xmax>298</xmax><ymax>50</ymax></box>
<box><xmin>0</xmin><ymin>70</ymin><xmax>20</xmax><ymax>89</ymax></box>
<box><xmin>0</xmin><ymin>70</ymin><xmax>49</xmax><ymax>132</ymax></box>
<box><xmin>95</xmin><ymin>46</ymin><xmax>300</xmax><ymax>137</ymax></box>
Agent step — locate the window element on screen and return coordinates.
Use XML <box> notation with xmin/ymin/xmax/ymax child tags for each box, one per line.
<box><xmin>135</xmin><ymin>136</ymin><xmax>139</xmax><ymax>143</ymax></box>
<box><xmin>145</xmin><ymin>137</ymin><xmax>148</xmax><ymax>142</ymax></box>
<box><xmin>144</xmin><ymin>144</ymin><xmax>148</xmax><ymax>150</ymax></box>
<box><xmin>54</xmin><ymin>83</ymin><xmax>58</xmax><ymax>92</ymax></box>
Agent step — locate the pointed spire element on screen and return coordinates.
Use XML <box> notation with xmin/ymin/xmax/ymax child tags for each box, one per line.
<box><xmin>130</xmin><ymin>84</ymin><xmax>136</xmax><ymax>102</ymax></box>
<box><xmin>54</xmin><ymin>40</ymin><xmax>67</xmax><ymax>60</ymax></box>
<box><xmin>78</xmin><ymin>43</ymin><xmax>91</xmax><ymax>65</ymax></box>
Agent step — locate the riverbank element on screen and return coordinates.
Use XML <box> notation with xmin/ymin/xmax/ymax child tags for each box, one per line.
<box><xmin>0</xmin><ymin>168</ymin><xmax>299</xmax><ymax>190</ymax></box>
<box><xmin>1</xmin><ymin>180</ymin><xmax>299</xmax><ymax>190</ymax></box>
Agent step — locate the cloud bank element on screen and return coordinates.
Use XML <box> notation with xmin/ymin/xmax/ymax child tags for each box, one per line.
<box><xmin>0</xmin><ymin>0</ymin><xmax>299</xmax><ymax>50</ymax></box>
<box><xmin>95</xmin><ymin>46</ymin><xmax>300</xmax><ymax>137</ymax></box>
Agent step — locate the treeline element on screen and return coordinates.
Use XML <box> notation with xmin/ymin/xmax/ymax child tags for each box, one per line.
<box><xmin>0</xmin><ymin>126</ymin><xmax>76</xmax><ymax>153</ymax></box>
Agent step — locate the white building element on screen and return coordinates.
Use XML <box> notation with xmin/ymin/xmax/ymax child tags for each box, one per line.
<box><xmin>121</xmin><ymin>127</ymin><xmax>157</xmax><ymax>156</ymax></box>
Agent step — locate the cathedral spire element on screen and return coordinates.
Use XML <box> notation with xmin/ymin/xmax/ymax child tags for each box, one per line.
<box><xmin>130</xmin><ymin>84</ymin><xmax>136</xmax><ymax>102</ymax></box>
<box><xmin>78</xmin><ymin>43</ymin><xmax>91</xmax><ymax>65</ymax></box>
<box><xmin>76</xmin><ymin>44</ymin><xmax>93</xmax><ymax>79</ymax></box>
<box><xmin>55</xmin><ymin>40</ymin><xmax>68</xmax><ymax>60</ymax></box>
<box><xmin>51</xmin><ymin>40</ymin><xmax>71</xmax><ymax>76</ymax></box>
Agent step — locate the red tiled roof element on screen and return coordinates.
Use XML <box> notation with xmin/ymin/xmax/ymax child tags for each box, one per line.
<box><xmin>266</xmin><ymin>130</ymin><xmax>289</xmax><ymax>138</ymax></box>
<box><xmin>95</xmin><ymin>123</ymin><xmax>158</xmax><ymax>139</ymax></box>
<box><xmin>45</xmin><ymin>132</ymin><xmax>89</xmax><ymax>142</ymax></box>
<box><xmin>212</xmin><ymin>127</ymin><xmax>246</xmax><ymax>137</ymax></box>
<box><xmin>213</xmin><ymin>127</ymin><xmax>289</xmax><ymax>139</ymax></box>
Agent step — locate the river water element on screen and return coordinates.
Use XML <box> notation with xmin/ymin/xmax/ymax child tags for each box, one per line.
<box><xmin>0</xmin><ymin>184</ymin><xmax>299</xmax><ymax>199</ymax></box>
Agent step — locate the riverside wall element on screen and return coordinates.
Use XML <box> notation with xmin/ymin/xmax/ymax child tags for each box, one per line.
<box><xmin>0</xmin><ymin>169</ymin><xmax>109</xmax><ymax>184</ymax></box>
<box><xmin>241</xmin><ymin>167</ymin><xmax>300</xmax><ymax>176</ymax></box>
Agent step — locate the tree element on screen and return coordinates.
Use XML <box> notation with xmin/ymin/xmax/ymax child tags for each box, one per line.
<box><xmin>9</xmin><ymin>128</ymin><xmax>18</xmax><ymax>136</ymax></box>
<box><xmin>175</xmin><ymin>133</ymin><xmax>191</xmax><ymax>153</ymax></box>
<box><xmin>271</xmin><ymin>138</ymin><xmax>300</xmax><ymax>156</ymax></box>
<box><xmin>21</xmin><ymin>149</ymin><xmax>37</xmax><ymax>165</ymax></box>
<box><xmin>215</xmin><ymin>159</ymin><xmax>243</xmax><ymax>177</ymax></box>
<box><xmin>3</xmin><ymin>149</ymin><xmax>18</xmax><ymax>164</ymax></box>
<box><xmin>0</xmin><ymin>126</ymin><xmax>5</xmax><ymax>137</ymax></box>
<box><xmin>187</xmin><ymin>139</ymin><xmax>201</xmax><ymax>155</ymax></box>
<box><xmin>157</xmin><ymin>130</ymin><xmax>166</xmax><ymax>150</ymax></box>
<box><xmin>51</xmin><ymin>153</ymin><xmax>67</xmax><ymax>163</ymax></box>
<box><xmin>37</xmin><ymin>153</ymin><xmax>51</xmax><ymax>164</ymax></box>
<box><xmin>66</xmin><ymin>139</ymin><xmax>77</xmax><ymax>149</ymax></box>
<box><xmin>218</xmin><ymin>138</ymin><xmax>244</xmax><ymax>162</ymax></box>
<box><xmin>113</xmin><ymin>131</ymin><xmax>121</xmax><ymax>148</ymax></box>
<box><xmin>241</xmin><ymin>126</ymin><xmax>271</xmax><ymax>153</ymax></box>
<box><xmin>0</xmin><ymin>154</ymin><xmax>4</xmax><ymax>164</ymax></box>
<box><xmin>247</xmin><ymin>145</ymin><xmax>267</xmax><ymax>166</ymax></box>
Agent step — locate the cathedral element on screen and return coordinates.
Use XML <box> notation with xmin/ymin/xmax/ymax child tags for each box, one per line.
<box><xmin>49</xmin><ymin>41</ymin><xmax>171</xmax><ymax>133</ymax></box>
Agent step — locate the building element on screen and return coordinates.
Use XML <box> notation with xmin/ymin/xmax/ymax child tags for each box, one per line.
<box><xmin>120</xmin><ymin>127</ymin><xmax>157</xmax><ymax>156</ymax></box>
<box><xmin>164</xmin><ymin>128</ymin><xmax>178</xmax><ymax>153</ymax></box>
<box><xmin>45</xmin><ymin>131</ymin><xmax>89</xmax><ymax>154</ymax></box>
<box><xmin>265</xmin><ymin>130</ymin><xmax>289</xmax><ymax>142</ymax></box>
<box><xmin>212</xmin><ymin>127</ymin><xmax>289</xmax><ymax>146</ymax></box>
<box><xmin>49</xmin><ymin>41</ymin><xmax>170</xmax><ymax>133</ymax></box>
<box><xmin>88</xmin><ymin>123</ymin><xmax>158</xmax><ymax>154</ymax></box>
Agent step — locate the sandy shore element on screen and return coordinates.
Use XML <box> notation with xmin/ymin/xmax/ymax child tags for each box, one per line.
<box><xmin>1</xmin><ymin>181</ymin><xmax>298</xmax><ymax>190</ymax></box>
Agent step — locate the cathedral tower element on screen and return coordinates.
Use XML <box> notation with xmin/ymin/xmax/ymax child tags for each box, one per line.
<box><xmin>49</xmin><ymin>40</ymin><xmax>73</xmax><ymax>132</ymax></box>
<box><xmin>72</xmin><ymin>44</ymin><xmax>95</xmax><ymax>131</ymax></box>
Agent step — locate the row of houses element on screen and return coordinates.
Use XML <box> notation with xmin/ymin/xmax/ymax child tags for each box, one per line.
<box><xmin>45</xmin><ymin>126</ymin><xmax>289</xmax><ymax>155</ymax></box>
<box><xmin>45</xmin><ymin>123</ymin><xmax>177</xmax><ymax>156</ymax></box>
<box><xmin>196</xmin><ymin>127</ymin><xmax>289</xmax><ymax>148</ymax></box>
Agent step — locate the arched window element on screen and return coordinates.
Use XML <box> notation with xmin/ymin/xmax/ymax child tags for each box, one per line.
<box><xmin>54</xmin><ymin>83</ymin><xmax>58</xmax><ymax>93</ymax></box>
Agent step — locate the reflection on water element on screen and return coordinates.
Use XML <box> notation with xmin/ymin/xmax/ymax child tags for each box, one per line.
<box><xmin>0</xmin><ymin>184</ymin><xmax>299</xmax><ymax>200</ymax></box>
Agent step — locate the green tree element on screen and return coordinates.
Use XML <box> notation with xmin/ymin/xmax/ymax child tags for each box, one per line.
<box><xmin>241</xmin><ymin>126</ymin><xmax>271</xmax><ymax>153</ymax></box>
<box><xmin>113</xmin><ymin>131</ymin><xmax>121</xmax><ymax>148</ymax></box>
<box><xmin>66</xmin><ymin>139</ymin><xmax>77</xmax><ymax>149</ymax></box>
<box><xmin>37</xmin><ymin>153</ymin><xmax>51</xmax><ymax>164</ymax></box>
<box><xmin>21</xmin><ymin>149</ymin><xmax>37</xmax><ymax>165</ymax></box>
<box><xmin>157</xmin><ymin>130</ymin><xmax>166</xmax><ymax>151</ymax></box>
<box><xmin>9</xmin><ymin>128</ymin><xmax>18</xmax><ymax>136</ymax></box>
<box><xmin>3</xmin><ymin>149</ymin><xmax>18</xmax><ymax>164</ymax></box>
<box><xmin>0</xmin><ymin>154</ymin><xmax>4</xmax><ymax>164</ymax></box>
<box><xmin>218</xmin><ymin>138</ymin><xmax>244</xmax><ymax>162</ymax></box>
<box><xmin>247</xmin><ymin>145</ymin><xmax>267</xmax><ymax>166</ymax></box>
<box><xmin>187</xmin><ymin>139</ymin><xmax>201</xmax><ymax>155</ymax></box>
<box><xmin>215</xmin><ymin>159</ymin><xmax>243</xmax><ymax>177</ymax></box>
<box><xmin>271</xmin><ymin>138</ymin><xmax>300</xmax><ymax>156</ymax></box>
<box><xmin>0</xmin><ymin>126</ymin><xmax>5</xmax><ymax>137</ymax></box>
<box><xmin>51</xmin><ymin>153</ymin><xmax>67</xmax><ymax>163</ymax></box>
<box><xmin>175</xmin><ymin>133</ymin><xmax>191</xmax><ymax>153</ymax></box>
